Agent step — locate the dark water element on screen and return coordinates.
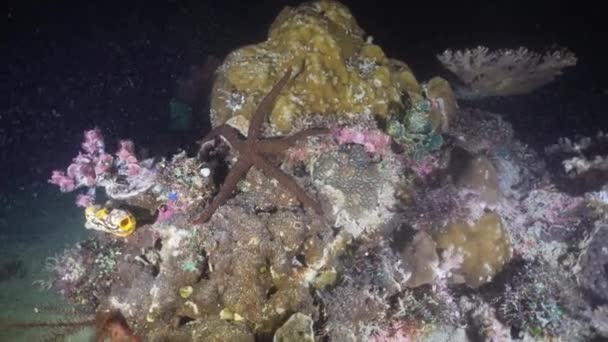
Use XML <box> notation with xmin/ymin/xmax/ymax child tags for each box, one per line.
<box><xmin>3</xmin><ymin>0</ymin><xmax>607</xmax><ymax>196</ymax></box>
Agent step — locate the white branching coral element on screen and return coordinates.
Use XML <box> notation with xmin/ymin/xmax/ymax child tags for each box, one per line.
<box><xmin>546</xmin><ymin>131</ymin><xmax>608</xmax><ymax>177</ymax></box>
<box><xmin>437</xmin><ymin>45</ymin><xmax>577</xmax><ymax>99</ymax></box>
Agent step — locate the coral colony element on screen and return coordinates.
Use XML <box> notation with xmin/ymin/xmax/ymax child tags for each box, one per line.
<box><xmin>29</xmin><ymin>1</ymin><xmax>608</xmax><ymax>341</ymax></box>
<box><xmin>332</xmin><ymin>126</ymin><xmax>391</xmax><ymax>155</ymax></box>
<box><xmin>49</xmin><ymin>128</ymin><xmax>144</xmax><ymax>207</ymax></box>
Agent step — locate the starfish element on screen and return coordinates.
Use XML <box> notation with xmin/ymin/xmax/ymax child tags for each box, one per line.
<box><xmin>193</xmin><ymin>67</ymin><xmax>328</xmax><ymax>224</ymax></box>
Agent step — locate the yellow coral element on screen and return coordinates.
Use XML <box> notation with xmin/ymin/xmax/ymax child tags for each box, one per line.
<box><xmin>84</xmin><ymin>205</ymin><xmax>136</xmax><ymax>237</ymax></box>
<box><xmin>434</xmin><ymin>212</ymin><xmax>512</xmax><ymax>288</ymax></box>
<box><xmin>424</xmin><ymin>77</ymin><xmax>458</xmax><ymax>132</ymax></box>
<box><xmin>210</xmin><ymin>0</ymin><xmax>423</xmax><ymax>134</ymax></box>
<box><xmin>456</xmin><ymin>155</ymin><xmax>499</xmax><ymax>205</ymax></box>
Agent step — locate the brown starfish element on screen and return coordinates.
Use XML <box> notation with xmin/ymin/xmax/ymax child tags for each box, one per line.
<box><xmin>193</xmin><ymin>67</ymin><xmax>328</xmax><ymax>224</ymax></box>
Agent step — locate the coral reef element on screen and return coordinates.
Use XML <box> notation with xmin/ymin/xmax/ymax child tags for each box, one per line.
<box><xmin>273</xmin><ymin>313</ymin><xmax>314</xmax><ymax>342</ymax></box>
<box><xmin>545</xmin><ymin>131</ymin><xmax>608</xmax><ymax>194</ymax></box>
<box><xmin>434</xmin><ymin>212</ymin><xmax>512</xmax><ymax>288</ymax></box>
<box><xmin>193</xmin><ymin>67</ymin><xmax>328</xmax><ymax>224</ymax></box>
<box><xmin>209</xmin><ymin>0</ymin><xmax>455</xmax><ymax>135</ymax></box>
<box><xmin>424</xmin><ymin>77</ymin><xmax>458</xmax><ymax>132</ymax></box>
<box><xmin>50</xmin><ymin>128</ymin><xmax>217</xmax><ymax>236</ymax></box>
<box><xmin>152</xmin><ymin>151</ymin><xmax>217</xmax><ymax>213</ymax></box>
<box><xmin>496</xmin><ymin>261</ymin><xmax>567</xmax><ymax>338</ymax></box>
<box><xmin>96</xmin><ymin>204</ymin><xmax>331</xmax><ymax>338</ymax></box>
<box><xmin>454</xmin><ymin>155</ymin><xmax>499</xmax><ymax>205</ymax></box>
<box><xmin>41</xmin><ymin>1</ymin><xmax>606</xmax><ymax>341</ymax></box>
<box><xmin>310</xmin><ymin>143</ymin><xmax>400</xmax><ymax>238</ymax></box>
<box><xmin>575</xmin><ymin>223</ymin><xmax>608</xmax><ymax>303</ymax></box>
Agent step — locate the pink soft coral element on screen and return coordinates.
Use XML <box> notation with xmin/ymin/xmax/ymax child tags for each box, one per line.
<box><xmin>115</xmin><ymin>140</ymin><xmax>140</xmax><ymax>175</ymax></box>
<box><xmin>49</xmin><ymin>170</ymin><xmax>76</xmax><ymax>192</ymax></box>
<box><xmin>333</xmin><ymin>126</ymin><xmax>391</xmax><ymax>155</ymax></box>
<box><xmin>48</xmin><ymin>128</ymin><xmax>145</xmax><ymax>206</ymax></box>
<box><xmin>81</xmin><ymin>128</ymin><xmax>105</xmax><ymax>154</ymax></box>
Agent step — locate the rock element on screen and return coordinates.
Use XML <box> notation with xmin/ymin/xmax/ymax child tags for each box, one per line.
<box><xmin>273</xmin><ymin>313</ymin><xmax>315</xmax><ymax>342</ymax></box>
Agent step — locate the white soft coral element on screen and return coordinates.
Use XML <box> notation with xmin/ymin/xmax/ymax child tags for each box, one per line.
<box><xmin>437</xmin><ymin>46</ymin><xmax>577</xmax><ymax>99</ymax></box>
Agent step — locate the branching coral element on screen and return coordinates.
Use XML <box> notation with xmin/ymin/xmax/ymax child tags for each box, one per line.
<box><xmin>497</xmin><ymin>262</ymin><xmax>566</xmax><ymax>338</ymax></box>
<box><xmin>546</xmin><ymin>133</ymin><xmax>608</xmax><ymax>174</ymax></box>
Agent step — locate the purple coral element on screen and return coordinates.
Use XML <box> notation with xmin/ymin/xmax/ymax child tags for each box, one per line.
<box><xmin>156</xmin><ymin>203</ymin><xmax>177</xmax><ymax>222</ymax></box>
<box><xmin>333</xmin><ymin>126</ymin><xmax>391</xmax><ymax>155</ymax></box>
<box><xmin>115</xmin><ymin>139</ymin><xmax>140</xmax><ymax>176</ymax></box>
<box><xmin>52</xmin><ymin>129</ymin><xmax>113</xmax><ymax>191</ymax></box>
<box><xmin>406</xmin><ymin>154</ymin><xmax>440</xmax><ymax>178</ymax></box>
<box><xmin>75</xmin><ymin>194</ymin><xmax>94</xmax><ymax>207</ymax></box>
<box><xmin>48</xmin><ymin>128</ymin><xmax>145</xmax><ymax>206</ymax></box>
<box><xmin>81</xmin><ymin>127</ymin><xmax>105</xmax><ymax>154</ymax></box>
<box><xmin>49</xmin><ymin>170</ymin><xmax>76</xmax><ymax>192</ymax></box>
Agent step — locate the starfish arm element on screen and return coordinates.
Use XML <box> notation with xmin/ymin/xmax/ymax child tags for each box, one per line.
<box><xmin>248</xmin><ymin>67</ymin><xmax>292</xmax><ymax>139</ymax></box>
<box><xmin>252</xmin><ymin>153</ymin><xmax>324</xmax><ymax>216</ymax></box>
<box><xmin>284</xmin><ymin>127</ymin><xmax>330</xmax><ymax>144</ymax></box>
<box><xmin>198</xmin><ymin>125</ymin><xmax>243</xmax><ymax>150</ymax></box>
<box><xmin>192</xmin><ymin>158</ymin><xmax>253</xmax><ymax>224</ymax></box>
<box><xmin>256</xmin><ymin>127</ymin><xmax>330</xmax><ymax>155</ymax></box>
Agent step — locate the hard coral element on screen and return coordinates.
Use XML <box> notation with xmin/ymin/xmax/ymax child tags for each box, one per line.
<box><xmin>310</xmin><ymin>141</ymin><xmax>401</xmax><ymax>238</ymax></box>
<box><xmin>497</xmin><ymin>262</ymin><xmax>566</xmax><ymax>338</ymax></box>
<box><xmin>434</xmin><ymin>212</ymin><xmax>512</xmax><ymax>288</ymax></box>
<box><xmin>210</xmin><ymin>0</ymin><xmax>427</xmax><ymax>134</ymax></box>
<box><xmin>193</xmin><ymin>204</ymin><xmax>328</xmax><ymax>335</ymax></box>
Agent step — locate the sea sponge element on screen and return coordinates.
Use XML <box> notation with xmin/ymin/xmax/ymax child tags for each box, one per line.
<box><xmin>209</xmin><ymin>0</ymin><xmax>423</xmax><ymax>134</ymax></box>
<box><xmin>273</xmin><ymin>313</ymin><xmax>315</xmax><ymax>342</ymax></box>
<box><xmin>434</xmin><ymin>212</ymin><xmax>512</xmax><ymax>288</ymax></box>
